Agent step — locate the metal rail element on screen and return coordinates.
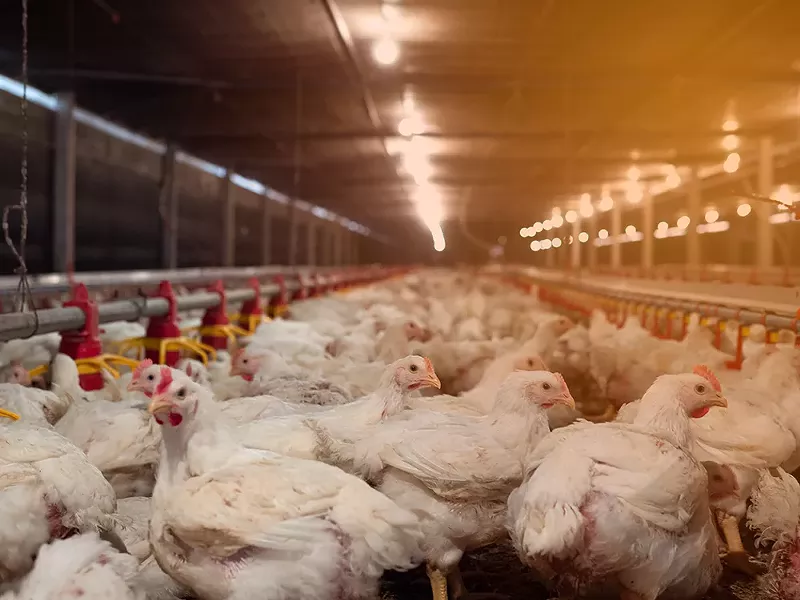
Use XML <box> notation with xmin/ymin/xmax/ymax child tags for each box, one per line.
<box><xmin>509</xmin><ymin>266</ymin><xmax>800</xmax><ymax>332</ymax></box>
<box><xmin>0</xmin><ymin>266</ymin><xmax>402</xmax><ymax>342</ymax></box>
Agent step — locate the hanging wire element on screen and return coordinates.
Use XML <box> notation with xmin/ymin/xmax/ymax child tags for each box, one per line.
<box><xmin>1</xmin><ymin>0</ymin><xmax>38</xmax><ymax>334</ymax></box>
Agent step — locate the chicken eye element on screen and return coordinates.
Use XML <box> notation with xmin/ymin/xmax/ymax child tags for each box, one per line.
<box><xmin>409</xmin><ymin>364</ymin><xmax>418</xmax><ymax>372</ymax></box>
<box><xmin>694</xmin><ymin>384</ymin><xmax>706</xmax><ymax>394</ymax></box>
<box><xmin>176</xmin><ymin>388</ymin><xmax>186</xmax><ymax>398</ymax></box>
<box><xmin>242</xmin><ymin>359</ymin><xmax>249</xmax><ymax>364</ymax></box>
<box><xmin>147</xmin><ymin>374</ymin><xmax>155</xmax><ymax>381</ymax></box>
<box><xmin>542</xmin><ymin>382</ymin><xmax>551</xmax><ymax>390</ymax></box>
<box><xmin>527</xmin><ymin>359</ymin><xmax>535</xmax><ymax>368</ymax></box>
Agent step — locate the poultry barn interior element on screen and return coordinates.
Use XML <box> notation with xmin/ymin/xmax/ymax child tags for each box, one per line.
<box><xmin>2</xmin><ymin>1</ymin><xmax>800</xmax><ymax>599</ymax></box>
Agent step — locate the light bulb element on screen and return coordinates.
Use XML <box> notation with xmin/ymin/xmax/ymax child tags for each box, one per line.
<box><xmin>657</xmin><ymin>221</ymin><xmax>668</xmax><ymax>231</ymax></box>
<box><xmin>398</xmin><ymin>116</ymin><xmax>424</xmax><ymax>137</ymax></box>
<box><xmin>552</xmin><ymin>207</ymin><xmax>562</xmax><ymax>216</ymax></box>
<box><xmin>626</xmin><ymin>185</ymin><xmax>643</xmax><ymax>204</ymax></box>
<box><xmin>519</xmin><ymin>227</ymin><xmax>528</xmax><ymax>238</ymax></box>
<box><xmin>705</xmin><ymin>209</ymin><xmax>719</xmax><ymax>224</ymax></box>
<box><xmin>665</xmin><ymin>171</ymin><xmax>681</xmax><ymax>189</ymax></box>
<box><xmin>530</xmin><ymin>240</ymin><xmax>541</xmax><ymax>251</ymax></box>
<box><xmin>533</xmin><ymin>222</ymin><xmax>543</xmax><ymax>233</ymax></box>
<box><xmin>372</xmin><ymin>38</ymin><xmax>399</xmax><ymax>66</ymax></box>
<box><xmin>541</xmin><ymin>239</ymin><xmax>552</xmax><ymax>250</ymax></box>
<box><xmin>542</xmin><ymin>220</ymin><xmax>552</xmax><ymax>231</ymax></box>
<box><xmin>722</xmin><ymin>118</ymin><xmax>739</xmax><ymax>132</ymax></box>
<box><xmin>579</xmin><ymin>203</ymin><xmax>594</xmax><ymax>218</ymax></box>
<box><xmin>551</xmin><ymin>215</ymin><xmax>564</xmax><ymax>228</ymax></box>
<box><xmin>627</xmin><ymin>165</ymin><xmax>641</xmax><ymax>182</ymax></box>
<box><xmin>598</xmin><ymin>229</ymin><xmax>609</xmax><ymax>240</ymax></box>
<box><xmin>599</xmin><ymin>194</ymin><xmax>614</xmax><ymax>212</ymax></box>
<box><xmin>578</xmin><ymin>231</ymin><xmax>589</xmax><ymax>243</ymax></box>
<box><xmin>737</xmin><ymin>203</ymin><xmax>751</xmax><ymax>217</ymax></box>
<box><xmin>565</xmin><ymin>210</ymin><xmax>578</xmax><ymax>223</ymax></box>
<box><xmin>677</xmin><ymin>215</ymin><xmax>691</xmax><ymax>229</ymax></box>
<box><xmin>722</xmin><ymin>134</ymin><xmax>739</xmax><ymax>152</ymax></box>
<box><xmin>723</xmin><ymin>152</ymin><xmax>740</xmax><ymax>174</ymax></box>
<box><xmin>776</xmin><ymin>184</ymin><xmax>794</xmax><ymax>205</ymax></box>
<box><xmin>625</xmin><ymin>225</ymin><xmax>636</xmax><ymax>236</ymax></box>
<box><xmin>552</xmin><ymin>238</ymin><xmax>562</xmax><ymax>248</ymax></box>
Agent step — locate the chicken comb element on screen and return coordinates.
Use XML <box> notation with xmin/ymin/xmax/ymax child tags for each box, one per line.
<box><xmin>132</xmin><ymin>358</ymin><xmax>153</xmax><ymax>383</ymax></box>
<box><xmin>423</xmin><ymin>356</ymin><xmax>435</xmax><ymax>374</ymax></box>
<box><xmin>693</xmin><ymin>365</ymin><xmax>721</xmax><ymax>393</ymax></box>
<box><xmin>154</xmin><ymin>367</ymin><xmax>173</xmax><ymax>397</ymax></box>
<box><xmin>554</xmin><ymin>372</ymin><xmax>569</xmax><ymax>393</ymax></box>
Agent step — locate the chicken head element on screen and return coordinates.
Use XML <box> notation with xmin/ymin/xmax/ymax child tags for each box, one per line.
<box><xmin>496</xmin><ymin>370</ymin><xmax>575</xmax><ymax>411</ymax></box>
<box><xmin>147</xmin><ymin>367</ymin><xmax>199</xmax><ymax>427</ymax></box>
<box><xmin>676</xmin><ymin>366</ymin><xmax>728</xmax><ymax>418</ymax></box>
<box><xmin>127</xmin><ymin>359</ymin><xmax>161</xmax><ymax>397</ymax></box>
<box><xmin>393</xmin><ymin>355</ymin><xmax>441</xmax><ymax>392</ymax></box>
<box><xmin>0</xmin><ymin>361</ymin><xmax>32</xmax><ymax>386</ymax></box>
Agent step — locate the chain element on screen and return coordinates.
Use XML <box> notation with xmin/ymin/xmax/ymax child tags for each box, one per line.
<box><xmin>1</xmin><ymin>0</ymin><xmax>38</xmax><ymax>335</ymax></box>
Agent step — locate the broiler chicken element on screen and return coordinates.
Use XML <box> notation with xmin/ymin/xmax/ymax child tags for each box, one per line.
<box><xmin>146</xmin><ymin>368</ymin><xmax>425</xmax><ymax>600</ymax></box>
<box><xmin>508</xmin><ymin>368</ymin><xmax>728</xmax><ymax>600</ymax></box>
<box><xmin>319</xmin><ymin>370</ymin><xmax>575</xmax><ymax>600</ymax></box>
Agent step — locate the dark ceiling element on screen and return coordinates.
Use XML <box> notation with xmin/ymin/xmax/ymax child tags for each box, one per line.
<box><xmin>2</xmin><ymin>0</ymin><xmax>800</xmax><ymax>246</ymax></box>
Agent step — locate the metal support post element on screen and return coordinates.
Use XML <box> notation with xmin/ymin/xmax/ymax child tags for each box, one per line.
<box><xmin>52</xmin><ymin>92</ymin><xmax>77</xmax><ymax>273</ymax></box>
<box><xmin>261</xmin><ymin>202</ymin><xmax>272</xmax><ymax>265</ymax></box>
<box><xmin>288</xmin><ymin>201</ymin><xmax>299</xmax><ymax>266</ymax></box>
<box><xmin>610</xmin><ymin>196</ymin><xmax>622</xmax><ymax>269</ymax></box>
<box><xmin>570</xmin><ymin>218</ymin><xmax>581</xmax><ymax>269</ymax></box>
<box><xmin>687</xmin><ymin>168</ymin><xmax>701</xmax><ymax>268</ymax></box>
<box><xmin>220</xmin><ymin>172</ymin><xmax>235</xmax><ymax>266</ymax></box>
<box><xmin>159</xmin><ymin>145</ymin><xmax>178</xmax><ymax>269</ymax></box>
<box><xmin>756</xmin><ymin>136</ymin><xmax>774</xmax><ymax>269</ymax></box>
<box><xmin>306</xmin><ymin>220</ymin><xmax>317</xmax><ymax>266</ymax></box>
<box><xmin>641</xmin><ymin>189</ymin><xmax>654</xmax><ymax>271</ymax></box>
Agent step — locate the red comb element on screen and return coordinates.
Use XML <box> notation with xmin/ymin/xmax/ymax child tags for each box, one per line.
<box><xmin>693</xmin><ymin>365</ymin><xmax>721</xmax><ymax>393</ymax></box>
<box><xmin>554</xmin><ymin>372</ymin><xmax>569</xmax><ymax>393</ymax></box>
<box><xmin>132</xmin><ymin>359</ymin><xmax>153</xmax><ymax>383</ymax></box>
<box><xmin>154</xmin><ymin>367</ymin><xmax>173</xmax><ymax>396</ymax></box>
<box><xmin>185</xmin><ymin>363</ymin><xmax>193</xmax><ymax>377</ymax></box>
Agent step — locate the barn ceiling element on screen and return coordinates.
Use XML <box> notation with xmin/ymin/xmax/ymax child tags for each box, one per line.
<box><xmin>2</xmin><ymin>0</ymin><xmax>800</xmax><ymax>245</ymax></box>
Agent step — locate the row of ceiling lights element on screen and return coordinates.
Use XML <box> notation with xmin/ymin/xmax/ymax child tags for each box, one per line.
<box><xmin>370</xmin><ymin>2</ymin><xmax>445</xmax><ymax>252</ymax></box>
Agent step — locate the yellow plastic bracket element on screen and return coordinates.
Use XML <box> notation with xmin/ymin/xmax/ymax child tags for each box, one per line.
<box><xmin>116</xmin><ymin>337</ymin><xmax>218</xmax><ymax>365</ymax></box>
<box><xmin>75</xmin><ymin>354</ymin><xmax>141</xmax><ymax>379</ymax></box>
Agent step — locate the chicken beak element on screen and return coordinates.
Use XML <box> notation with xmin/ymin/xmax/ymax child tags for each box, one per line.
<box><xmin>422</xmin><ymin>372</ymin><xmax>441</xmax><ymax>389</ymax></box>
<box><xmin>126</xmin><ymin>379</ymin><xmax>142</xmax><ymax>393</ymax></box>
<box><xmin>709</xmin><ymin>394</ymin><xmax>728</xmax><ymax>409</ymax></box>
<box><xmin>229</xmin><ymin>365</ymin><xmax>242</xmax><ymax>377</ymax></box>
<box><xmin>557</xmin><ymin>393</ymin><xmax>576</xmax><ymax>410</ymax></box>
<box><xmin>147</xmin><ymin>395</ymin><xmax>173</xmax><ymax>416</ymax></box>
<box><xmin>0</xmin><ymin>408</ymin><xmax>20</xmax><ymax>421</ymax></box>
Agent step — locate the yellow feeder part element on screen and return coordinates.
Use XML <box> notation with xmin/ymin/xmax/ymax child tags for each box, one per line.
<box><xmin>229</xmin><ymin>313</ymin><xmax>271</xmax><ymax>334</ymax></box>
<box><xmin>28</xmin><ymin>364</ymin><xmax>48</xmax><ymax>379</ymax></box>
<box><xmin>75</xmin><ymin>354</ymin><xmax>142</xmax><ymax>379</ymax></box>
<box><xmin>116</xmin><ymin>336</ymin><xmax>218</xmax><ymax>366</ymax></box>
<box><xmin>0</xmin><ymin>408</ymin><xmax>20</xmax><ymax>420</ymax></box>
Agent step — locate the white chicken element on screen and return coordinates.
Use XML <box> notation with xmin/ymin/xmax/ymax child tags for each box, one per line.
<box><xmin>508</xmin><ymin>369</ymin><xmax>728</xmax><ymax>600</ymax></box>
<box><xmin>146</xmin><ymin>368</ymin><xmax>425</xmax><ymax>600</ymax></box>
<box><xmin>319</xmin><ymin>370</ymin><xmax>574</xmax><ymax>600</ymax></box>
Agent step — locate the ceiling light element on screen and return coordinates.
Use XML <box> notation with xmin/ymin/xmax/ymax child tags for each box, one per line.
<box><xmin>677</xmin><ymin>215</ymin><xmax>691</xmax><ymax>229</ymax></box>
<box><xmin>776</xmin><ymin>184</ymin><xmax>795</xmax><ymax>206</ymax></box>
<box><xmin>625</xmin><ymin>225</ymin><xmax>636</xmax><ymax>236</ymax></box>
<box><xmin>519</xmin><ymin>227</ymin><xmax>528</xmax><ymax>238</ymax></box>
<box><xmin>530</xmin><ymin>240</ymin><xmax>541</xmax><ymax>251</ymax></box>
<box><xmin>626</xmin><ymin>185</ymin><xmax>643</xmax><ymax>204</ymax></box>
<box><xmin>398</xmin><ymin>115</ymin><xmax>424</xmax><ymax>137</ymax></box>
<box><xmin>722</xmin><ymin>134</ymin><xmax>739</xmax><ymax>152</ymax></box>
<box><xmin>657</xmin><ymin>221</ymin><xmax>668</xmax><ymax>231</ymax></box>
<box><xmin>382</xmin><ymin>4</ymin><xmax>401</xmax><ymax>21</ymax></box>
<box><xmin>565</xmin><ymin>210</ymin><xmax>578</xmax><ymax>223</ymax></box>
<box><xmin>723</xmin><ymin>152</ymin><xmax>740</xmax><ymax>174</ymax></box>
<box><xmin>541</xmin><ymin>239</ymin><xmax>552</xmax><ymax>250</ymax></box>
<box><xmin>598</xmin><ymin>228</ymin><xmax>609</xmax><ymax>240</ymax></box>
<box><xmin>578</xmin><ymin>231</ymin><xmax>589</xmax><ymax>243</ymax></box>
<box><xmin>402</xmin><ymin>91</ymin><xmax>415</xmax><ymax>113</ymax></box>
<box><xmin>552</xmin><ymin>207</ymin><xmax>562</xmax><ymax>217</ymax></box>
<box><xmin>705</xmin><ymin>208</ymin><xmax>719</xmax><ymax>224</ymax></box>
<box><xmin>630</xmin><ymin>149</ymin><xmax>641</xmax><ymax>161</ymax></box>
<box><xmin>665</xmin><ymin>170</ymin><xmax>681</xmax><ymax>189</ymax></box>
<box><xmin>552</xmin><ymin>238</ymin><xmax>562</xmax><ymax>248</ymax></box>
<box><xmin>533</xmin><ymin>222</ymin><xmax>543</xmax><ymax>233</ymax></box>
<box><xmin>542</xmin><ymin>220</ymin><xmax>552</xmax><ymax>231</ymax></box>
<box><xmin>722</xmin><ymin>118</ymin><xmax>739</xmax><ymax>132</ymax></box>
<box><xmin>599</xmin><ymin>193</ymin><xmax>614</xmax><ymax>212</ymax></box>
<box><xmin>551</xmin><ymin>215</ymin><xmax>564</xmax><ymax>228</ymax></box>
<box><xmin>737</xmin><ymin>203</ymin><xmax>751</xmax><ymax>217</ymax></box>
<box><xmin>578</xmin><ymin>195</ymin><xmax>594</xmax><ymax>218</ymax></box>
<box><xmin>372</xmin><ymin>38</ymin><xmax>399</xmax><ymax>66</ymax></box>
<box><xmin>627</xmin><ymin>165</ymin><xmax>641</xmax><ymax>182</ymax></box>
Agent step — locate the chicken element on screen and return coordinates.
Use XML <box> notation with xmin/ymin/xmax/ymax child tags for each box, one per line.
<box><xmin>146</xmin><ymin>368</ymin><xmax>425</xmax><ymax>600</ymax></box>
<box><xmin>0</xmin><ymin>419</ymin><xmax>118</xmax><ymax>582</ymax></box>
<box><xmin>235</xmin><ymin>355</ymin><xmax>441</xmax><ymax>461</ymax></box>
<box><xmin>508</xmin><ymin>368</ymin><xmax>728</xmax><ymax>600</ymax></box>
<box><xmin>320</xmin><ymin>370</ymin><xmax>574</xmax><ymax>600</ymax></box>
<box><xmin>0</xmin><ymin>383</ymin><xmax>70</xmax><ymax>426</ymax></box>
<box><xmin>0</xmin><ymin>533</ymin><xmax>141</xmax><ymax>600</ymax></box>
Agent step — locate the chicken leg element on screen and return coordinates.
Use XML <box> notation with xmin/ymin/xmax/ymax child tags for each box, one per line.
<box><xmin>427</xmin><ymin>564</ymin><xmax>448</xmax><ymax>600</ymax></box>
<box><xmin>715</xmin><ymin>510</ymin><xmax>763</xmax><ymax>575</ymax></box>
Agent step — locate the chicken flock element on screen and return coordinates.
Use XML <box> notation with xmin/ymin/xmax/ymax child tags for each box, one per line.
<box><xmin>0</xmin><ymin>269</ymin><xmax>799</xmax><ymax>600</ymax></box>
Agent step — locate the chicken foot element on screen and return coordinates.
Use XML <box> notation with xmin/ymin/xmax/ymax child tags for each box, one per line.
<box><xmin>715</xmin><ymin>510</ymin><xmax>764</xmax><ymax>576</ymax></box>
<box><xmin>427</xmin><ymin>564</ymin><xmax>448</xmax><ymax>600</ymax></box>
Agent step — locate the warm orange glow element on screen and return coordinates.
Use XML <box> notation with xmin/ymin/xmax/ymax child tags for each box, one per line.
<box><xmin>373</xmin><ymin>38</ymin><xmax>399</xmax><ymax>65</ymax></box>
